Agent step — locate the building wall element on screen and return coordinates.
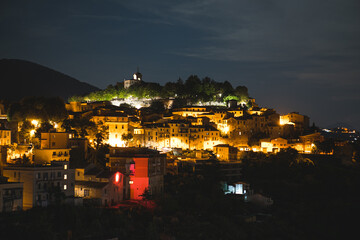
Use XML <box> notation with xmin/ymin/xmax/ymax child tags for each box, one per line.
<box><xmin>0</xmin><ymin>130</ymin><xmax>11</xmax><ymax>146</ymax></box>
<box><xmin>3</xmin><ymin>163</ymin><xmax>74</xmax><ymax>209</ymax></box>
<box><xmin>40</xmin><ymin>132</ymin><xmax>69</xmax><ymax>149</ymax></box>
<box><xmin>75</xmin><ymin>180</ymin><xmax>123</xmax><ymax>206</ymax></box>
<box><xmin>260</xmin><ymin>138</ymin><xmax>288</xmax><ymax>153</ymax></box>
<box><xmin>0</xmin><ymin>182</ymin><xmax>23</xmax><ymax>212</ymax></box>
<box><xmin>109</xmin><ymin>148</ymin><xmax>166</xmax><ymax>200</ymax></box>
<box><xmin>34</xmin><ymin>148</ymin><xmax>70</xmax><ymax>164</ymax></box>
<box><xmin>107</xmin><ymin>122</ymin><xmax>129</xmax><ymax>147</ymax></box>
<box><xmin>172</xmin><ymin>107</ymin><xmax>209</xmax><ymax>118</ymax></box>
<box><xmin>214</xmin><ymin>145</ymin><xmax>238</xmax><ymax>161</ymax></box>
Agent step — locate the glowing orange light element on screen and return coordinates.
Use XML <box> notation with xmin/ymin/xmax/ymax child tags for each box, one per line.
<box><xmin>115</xmin><ymin>172</ymin><xmax>120</xmax><ymax>183</ymax></box>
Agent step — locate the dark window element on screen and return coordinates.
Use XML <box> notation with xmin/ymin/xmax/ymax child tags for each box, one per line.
<box><xmin>84</xmin><ymin>189</ymin><xmax>90</xmax><ymax>197</ymax></box>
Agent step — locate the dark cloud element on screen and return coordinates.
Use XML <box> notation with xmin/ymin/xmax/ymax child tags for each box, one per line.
<box><xmin>1</xmin><ymin>0</ymin><xmax>359</xmax><ymax>129</ymax></box>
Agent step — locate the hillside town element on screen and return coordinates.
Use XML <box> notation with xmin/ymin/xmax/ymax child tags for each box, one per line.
<box><xmin>1</xmin><ymin>72</ymin><xmax>358</xmax><ymax>213</ymax></box>
<box><xmin>0</xmin><ymin>69</ymin><xmax>359</xmax><ymax>240</ymax></box>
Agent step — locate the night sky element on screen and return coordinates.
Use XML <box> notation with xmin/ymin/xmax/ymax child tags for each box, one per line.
<box><xmin>1</xmin><ymin>0</ymin><xmax>359</xmax><ymax>129</ymax></box>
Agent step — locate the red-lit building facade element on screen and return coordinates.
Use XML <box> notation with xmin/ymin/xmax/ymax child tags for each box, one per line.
<box><xmin>108</xmin><ymin>147</ymin><xmax>166</xmax><ymax>200</ymax></box>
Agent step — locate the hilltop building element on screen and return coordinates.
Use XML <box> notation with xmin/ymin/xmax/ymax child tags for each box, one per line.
<box><xmin>124</xmin><ymin>70</ymin><xmax>142</xmax><ymax>89</ymax></box>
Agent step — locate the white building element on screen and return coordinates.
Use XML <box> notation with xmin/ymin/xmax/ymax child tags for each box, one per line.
<box><xmin>124</xmin><ymin>71</ymin><xmax>142</xmax><ymax>89</ymax></box>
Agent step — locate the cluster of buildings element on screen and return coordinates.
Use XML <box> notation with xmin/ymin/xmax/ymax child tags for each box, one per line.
<box><xmin>0</xmin><ymin>74</ymin><xmax>330</xmax><ymax>212</ymax></box>
<box><xmin>0</xmin><ymin>110</ymin><xmax>166</xmax><ymax>212</ymax></box>
<box><xmin>66</xmin><ymin>96</ymin><xmax>319</xmax><ymax>156</ymax></box>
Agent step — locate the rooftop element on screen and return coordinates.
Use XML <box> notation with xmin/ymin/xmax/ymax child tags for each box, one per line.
<box><xmin>110</xmin><ymin>147</ymin><xmax>163</xmax><ymax>157</ymax></box>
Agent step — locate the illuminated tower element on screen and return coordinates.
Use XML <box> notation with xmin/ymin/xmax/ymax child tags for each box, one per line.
<box><xmin>124</xmin><ymin>68</ymin><xmax>142</xmax><ymax>89</ymax></box>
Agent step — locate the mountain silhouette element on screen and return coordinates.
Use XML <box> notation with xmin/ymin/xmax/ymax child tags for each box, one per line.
<box><xmin>0</xmin><ymin>59</ymin><xmax>99</xmax><ymax>101</ymax></box>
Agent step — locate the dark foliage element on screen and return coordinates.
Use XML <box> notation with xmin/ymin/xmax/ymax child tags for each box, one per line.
<box><xmin>7</xmin><ymin>96</ymin><xmax>68</xmax><ymax>122</ymax></box>
<box><xmin>74</xmin><ymin>75</ymin><xmax>249</xmax><ymax>106</ymax></box>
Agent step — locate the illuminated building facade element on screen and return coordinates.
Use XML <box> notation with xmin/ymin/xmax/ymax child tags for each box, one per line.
<box><xmin>260</xmin><ymin>138</ymin><xmax>289</xmax><ymax>153</ymax></box>
<box><xmin>124</xmin><ymin>71</ymin><xmax>142</xmax><ymax>89</ymax></box>
<box><xmin>92</xmin><ymin>111</ymin><xmax>129</xmax><ymax>147</ymax></box>
<box><xmin>280</xmin><ymin>112</ymin><xmax>309</xmax><ymax>132</ymax></box>
<box><xmin>213</xmin><ymin>144</ymin><xmax>238</xmax><ymax>161</ymax></box>
<box><xmin>34</xmin><ymin>132</ymin><xmax>71</xmax><ymax>164</ymax></box>
<box><xmin>141</xmin><ymin>121</ymin><xmax>222</xmax><ymax>150</ymax></box>
<box><xmin>260</xmin><ymin>138</ymin><xmax>288</xmax><ymax>153</ymax></box>
<box><xmin>0</xmin><ymin>128</ymin><xmax>11</xmax><ymax>146</ymax></box>
<box><xmin>3</xmin><ymin>161</ymin><xmax>74</xmax><ymax>209</ymax></box>
<box><xmin>299</xmin><ymin>132</ymin><xmax>324</xmax><ymax>153</ymax></box>
<box><xmin>172</xmin><ymin>106</ymin><xmax>209</xmax><ymax>117</ymax></box>
<box><xmin>109</xmin><ymin>147</ymin><xmax>166</xmax><ymax>200</ymax></box>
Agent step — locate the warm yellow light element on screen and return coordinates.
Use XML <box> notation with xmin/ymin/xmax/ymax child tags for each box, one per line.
<box><xmin>30</xmin><ymin>129</ymin><xmax>36</xmax><ymax>137</ymax></box>
<box><xmin>279</xmin><ymin>118</ymin><xmax>294</xmax><ymax>126</ymax></box>
<box><xmin>31</xmin><ymin>119</ymin><xmax>39</xmax><ymax>127</ymax></box>
<box><xmin>107</xmin><ymin>138</ymin><xmax>126</xmax><ymax>147</ymax></box>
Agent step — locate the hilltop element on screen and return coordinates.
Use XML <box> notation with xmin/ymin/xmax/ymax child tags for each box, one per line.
<box><xmin>0</xmin><ymin>59</ymin><xmax>99</xmax><ymax>101</ymax></box>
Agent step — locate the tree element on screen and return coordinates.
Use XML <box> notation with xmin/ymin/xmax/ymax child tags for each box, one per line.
<box><xmin>7</xmin><ymin>97</ymin><xmax>68</xmax><ymax>122</ymax></box>
<box><xmin>234</xmin><ymin>86</ymin><xmax>249</xmax><ymax>102</ymax></box>
<box><xmin>140</xmin><ymin>188</ymin><xmax>152</xmax><ymax>200</ymax></box>
<box><xmin>314</xmin><ymin>139</ymin><xmax>335</xmax><ymax>154</ymax></box>
<box><xmin>19</xmin><ymin>120</ymin><xmax>33</xmax><ymax>144</ymax></box>
<box><xmin>150</xmin><ymin>100</ymin><xmax>165</xmax><ymax>113</ymax></box>
<box><xmin>122</xmin><ymin>133</ymin><xmax>133</xmax><ymax>147</ymax></box>
<box><xmin>290</xmin><ymin>155</ymin><xmax>315</xmax><ymax>167</ymax></box>
<box><xmin>35</xmin><ymin>121</ymin><xmax>55</xmax><ymax>138</ymax></box>
<box><xmin>87</xmin><ymin>121</ymin><xmax>108</xmax><ymax>150</ymax></box>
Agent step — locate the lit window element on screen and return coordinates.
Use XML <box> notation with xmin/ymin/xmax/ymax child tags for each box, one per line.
<box><xmin>64</xmin><ymin>174</ymin><xmax>67</xmax><ymax>180</ymax></box>
<box><xmin>64</xmin><ymin>185</ymin><xmax>67</xmax><ymax>190</ymax></box>
<box><xmin>64</xmin><ymin>164</ymin><xmax>67</xmax><ymax>170</ymax></box>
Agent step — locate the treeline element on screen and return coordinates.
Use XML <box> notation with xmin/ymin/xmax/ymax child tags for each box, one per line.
<box><xmin>7</xmin><ymin>97</ymin><xmax>68</xmax><ymax>122</ymax></box>
<box><xmin>69</xmin><ymin>75</ymin><xmax>249</xmax><ymax>104</ymax></box>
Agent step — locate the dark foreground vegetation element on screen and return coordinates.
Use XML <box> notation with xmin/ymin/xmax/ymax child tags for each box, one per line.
<box><xmin>1</xmin><ymin>151</ymin><xmax>360</xmax><ymax>240</ymax></box>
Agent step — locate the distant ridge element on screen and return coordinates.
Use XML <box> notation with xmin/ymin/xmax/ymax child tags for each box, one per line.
<box><xmin>0</xmin><ymin>59</ymin><xmax>100</xmax><ymax>101</ymax></box>
<box><xmin>325</xmin><ymin>122</ymin><xmax>357</xmax><ymax>131</ymax></box>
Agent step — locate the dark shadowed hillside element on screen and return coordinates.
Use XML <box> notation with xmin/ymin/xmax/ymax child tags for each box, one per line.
<box><xmin>0</xmin><ymin>59</ymin><xmax>99</xmax><ymax>101</ymax></box>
